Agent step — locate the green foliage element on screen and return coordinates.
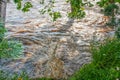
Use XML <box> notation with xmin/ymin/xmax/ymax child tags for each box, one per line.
<box><xmin>116</xmin><ymin>0</ymin><xmax>120</xmax><ymax>3</ymax></box>
<box><xmin>115</xmin><ymin>26</ymin><xmax>120</xmax><ymax>38</ymax></box>
<box><xmin>14</xmin><ymin>0</ymin><xmax>33</xmax><ymax>12</ymax></box>
<box><xmin>40</xmin><ymin>0</ymin><xmax>61</xmax><ymax>21</ymax></box>
<box><xmin>0</xmin><ymin>70</ymin><xmax>53</xmax><ymax>80</ymax></box>
<box><xmin>22</xmin><ymin>2</ymin><xmax>33</xmax><ymax>12</ymax></box>
<box><xmin>0</xmin><ymin>22</ymin><xmax>23</xmax><ymax>59</ymax></box>
<box><xmin>97</xmin><ymin>0</ymin><xmax>120</xmax><ymax>8</ymax></box>
<box><xmin>97</xmin><ymin>0</ymin><xmax>120</xmax><ymax>27</ymax></box>
<box><xmin>0</xmin><ymin>40</ymin><xmax>23</xmax><ymax>58</ymax></box>
<box><xmin>106</xmin><ymin>17</ymin><xmax>120</xmax><ymax>27</ymax></box>
<box><xmin>97</xmin><ymin>0</ymin><xmax>110</xmax><ymax>8</ymax></box>
<box><xmin>68</xmin><ymin>0</ymin><xmax>85</xmax><ymax>18</ymax></box>
<box><xmin>69</xmin><ymin>38</ymin><xmax>120</xmax><ymax>80</ymax></box>
<box><xmin>0</xmin><ymin>23</ymin><xmax>6</xmax><ymax>42</ymax></box>
<box><xmin>66</xmin><ymin>0</ymin><xmax>94</xmax><ymax>19</ymax></box>
<box><xmin>0</xmin><ymin>71</ymin><xmax>29</xmax><ymax>80</ymax></box>
<box><xmin>13</xmin><ymin>0</ymin><xmax>120</xmax><ymax>23</ymax></box>
<box><xmin>104</xmin><ymin>3</ymin><xmax>119</xmax><ymax>16</ymax></box>
<box><xmin>14</xmin><ymin>0</ymin><xmax>22</xmax><ymax>10</ymax></box>
<box><xmin>70</xmin><ymin>63</ymin><xmax>120</xmax><ymax>80</ymax></box>
<box><xmin>49</xmin><ymin>12</ymin><xmax>61</xmax><ymax>21</ymax></box>
<box><xmin>91</xmin><ymin>38</ymin><xmax>120</xmax><ymax>68</ymax></box>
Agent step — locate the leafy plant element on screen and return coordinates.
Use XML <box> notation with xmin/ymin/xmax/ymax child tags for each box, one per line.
<box><xmin>22</xmin><ymin>2</ymin><xmax>33</xmax><ymax>12</ymax></box>
<box><xmin>0</xmin><ymin>23</ymin><xmax>6</xmax><ymax>42</ymax></box>
<box><xmin>0</xmin><ymin>22</ymin><xmax>23</xmax><ymax>59</ymax></box>
<box><xmin>39</xmin><ymin>0</ymin><xmax>61</xmax><ymax>21</ymax></box>
<box><xmin>14</xmin><ymin>0</ymin><xmax>33</xmax><ymax>12</ymax></box>
<box><xmin>0</xmin><ymin>71</ymin><xmax>29</xmax><ymax>80</ymax></box>
<box><xmin>0</xmin><ymin>70</ymin><xmax>53</xmax><ymax>80</ymax></box>
<box><xmin>13</xmin><ymin>0</ymin><xmax>120</xmax><ymax>24</ymax></box>
<box><xmin>115</xmin><ymin>25</ymin><xmax>120</xmax><ymax>38</ymax></box>
<box><xmin>49</xmin><ymin>12</ymin><xmax>61</xmax><ymax>21</ymax></box>
<box><xmin>97</xmin><ymin>0</ymin><xmax>120</xmax><ymax>27</ymax></box>
<box><xmin>69</xmin><ymin>38</ymin><xmax>120</xmax><ymax>80</ymax></box>
<box><xmin>0</xmin><ymin>40</ymin><xmax>23</xmax><ymax>58</ymax></box>
<box><xmin>91</xmin><ymin>38</ymin><xmax>120</xmax><ymax>68</ymax></box>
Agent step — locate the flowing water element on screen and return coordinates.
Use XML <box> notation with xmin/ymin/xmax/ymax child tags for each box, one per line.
<box><xmin>0</xmin><ymin>0</ymin><xmax>114</xmax><ymax>79</ymax></box>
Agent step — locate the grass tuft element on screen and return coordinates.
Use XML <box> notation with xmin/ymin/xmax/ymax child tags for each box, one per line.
<box><xmin>69</xmin><ymin>38</ymin><xmax>120</xmax><ymax>80</ymax></box>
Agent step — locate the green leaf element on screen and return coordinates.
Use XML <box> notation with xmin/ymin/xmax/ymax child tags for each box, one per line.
<box><xmin>17</xmin><ymin>1</ymin><xmax>22</xmax><ymax>10</ymax></box>
<box><xmin>14</xmin><ymin>0</ymin><xmax>22</xmax><ymax>3</ymax></box>
<box><xmin>22</xmin><ymin>2</ymin><xmax>33</xmax><ymax>12</ymax></box>
<box><xmin>115</xmin><ymin>0</ymin><xmax>120</xmax><ymax>3</ymax></box>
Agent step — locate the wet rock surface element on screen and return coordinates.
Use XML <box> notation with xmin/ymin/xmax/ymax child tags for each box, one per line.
<box><xmin>0</xmin><ymin>0</ymin><xmax>115</xmax><ymax>79</ymax></box>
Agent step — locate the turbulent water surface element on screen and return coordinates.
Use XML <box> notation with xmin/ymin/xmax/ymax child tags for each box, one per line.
<box><xmin>0</xmin><ymin>0</ymin><xmax>114</xmax><ymax>79</ymax></box>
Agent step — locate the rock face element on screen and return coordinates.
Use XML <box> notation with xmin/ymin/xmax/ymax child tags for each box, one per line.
<box><xmin>0</xmin><ymin>0</ymin><xmax>115</xmax><ymax>79</ymax></box>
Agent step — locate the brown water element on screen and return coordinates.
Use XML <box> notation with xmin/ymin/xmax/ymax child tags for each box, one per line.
<box><xmin>0</xmin><ymin>0</ymin><xmax>114</xmax><ymax>79</ymax></box>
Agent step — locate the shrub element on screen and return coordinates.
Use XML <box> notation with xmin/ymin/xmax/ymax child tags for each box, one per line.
<box><xmin>0</xmin><ymin>40</ymin><xmax>23</xmax><ymax>58</ymax></box>
<box><xmin>0</xmin><ymin>22</ymin><xmax>23</xmax><ymax>58</ymax></box>
<box><xmin>69</xmin><ymin>38</ymin><xmax>120</xmax><ymax>80</ymax></box>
